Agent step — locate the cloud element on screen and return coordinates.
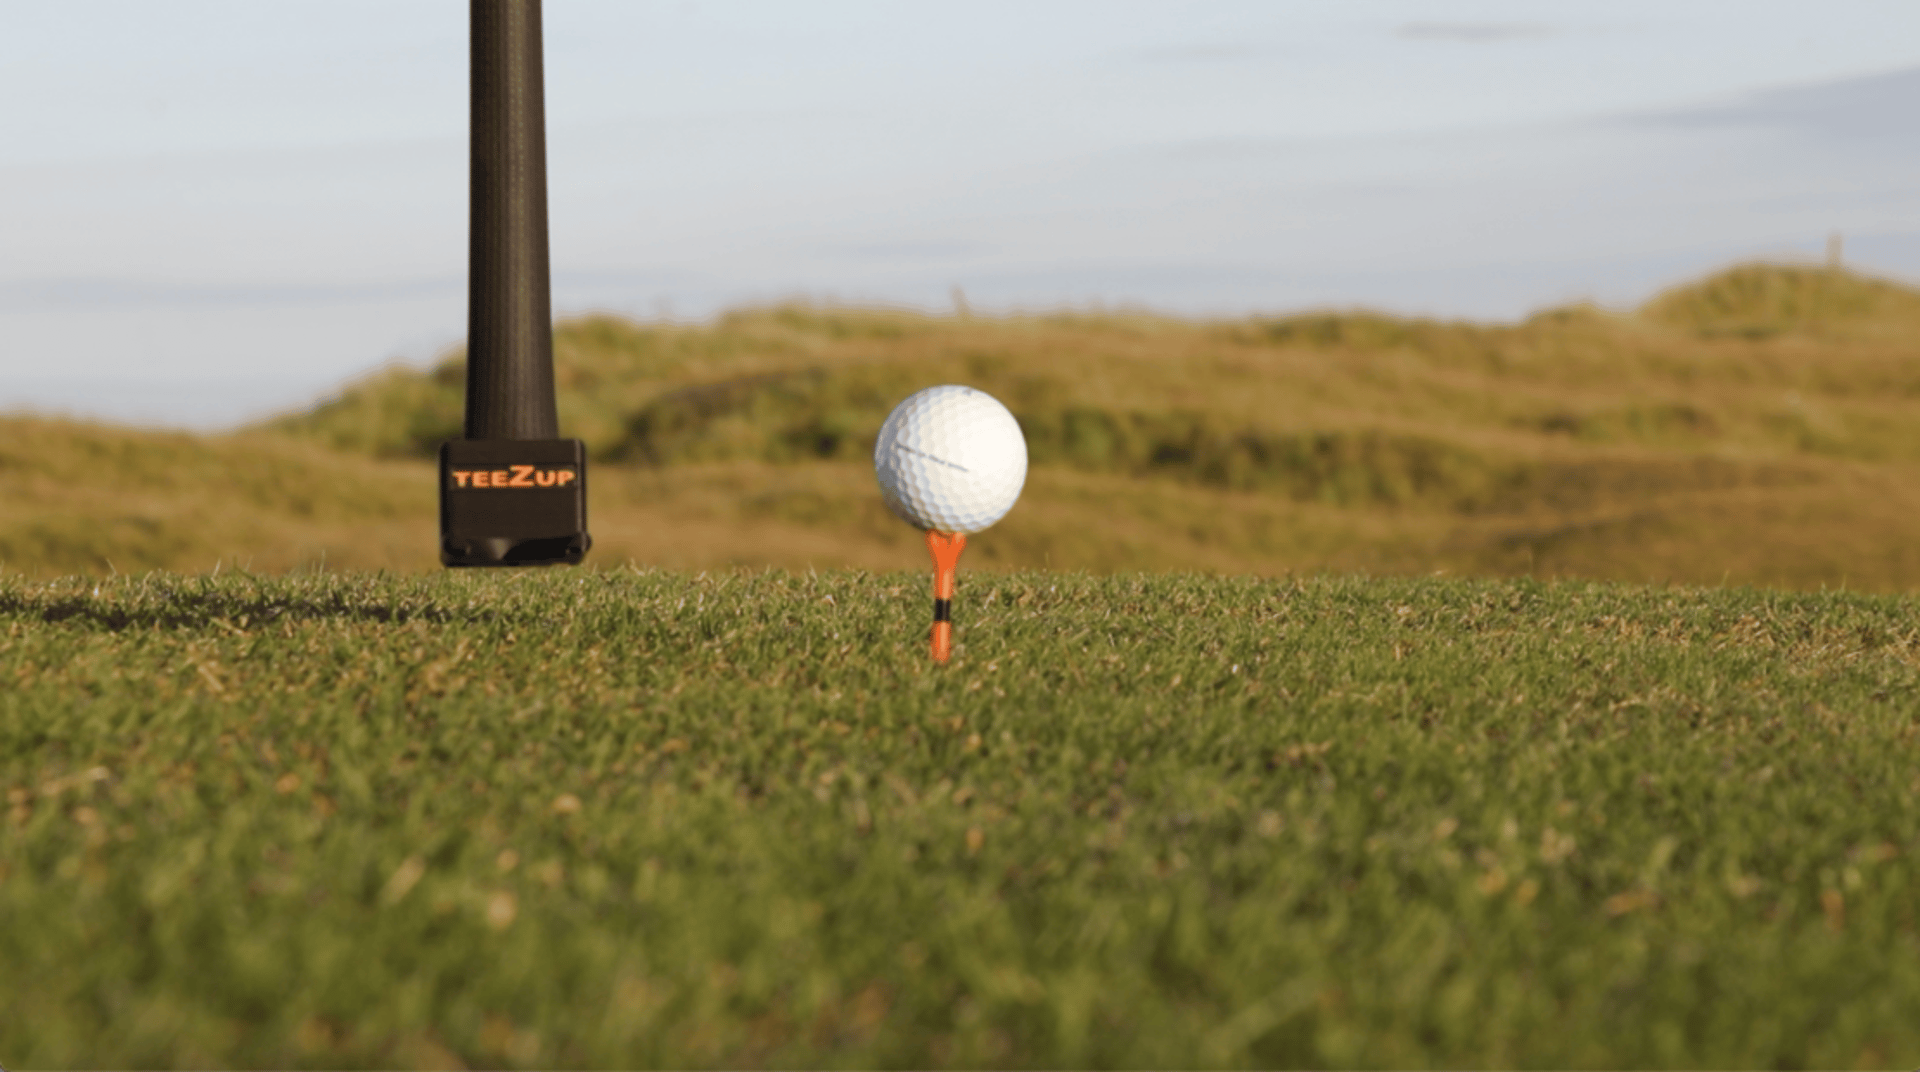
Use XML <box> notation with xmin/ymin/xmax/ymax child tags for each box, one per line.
<box><xmin>1396</xmin><ymin>23</ymin><xmax>1552</xmax><ymax>43</ymax></box>
<box><xmin>1620</xmin><ymin>65</ymin><xmax>1920</xmax><ymax>144</ymax></box>
<box><xmin>0</xmin><ymin>277</ymin><xmax>460</xmax><ymax>311</ymax></box>
<box><xmin>0</xmin><ymin>269</ymin><xmax>709</xmax><ymax>312</ymax></box>
<box><xmin>1132</xmin><ymin>43</ymin><xmax>1279</xmax><ymax>63</ymax></box>
<box><xmin>829</xmin><ymin>241</ymin><xmax>989</xmax><ymax>262</ymax></box>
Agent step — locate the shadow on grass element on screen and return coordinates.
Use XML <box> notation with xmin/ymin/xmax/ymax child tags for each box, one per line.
<box><xmin>0</xmin><ymin>587</ymin><xmax>484</xmax><ymax>633</ymax></box>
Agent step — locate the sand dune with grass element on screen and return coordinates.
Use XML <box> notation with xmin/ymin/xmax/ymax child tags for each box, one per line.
<box><xmin>8</xmin><ymin>262</ymin><xmax>1920</xmax><ymax>588</ymax></box>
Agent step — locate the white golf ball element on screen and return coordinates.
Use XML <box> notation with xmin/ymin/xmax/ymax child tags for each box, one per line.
<box><xmin>874</xmin><ymin>385</ymin><xmax>1027</xmax><ymax>533</ymax></box>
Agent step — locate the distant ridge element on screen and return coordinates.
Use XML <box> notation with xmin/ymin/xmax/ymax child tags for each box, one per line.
<box><xmin>7</xmin><ymin>262</ymin><xmax>1920</xmax><ymax>587</ymax></box>
<box><xmin>261</xmin><ymin>260</ymin><xmax>1920</xmax><ymax>467</ymax></box>
<box><xmin>1641</xmin><ymin>263</ymin><xmax>1920</xmax><ymax>340</ymax></box>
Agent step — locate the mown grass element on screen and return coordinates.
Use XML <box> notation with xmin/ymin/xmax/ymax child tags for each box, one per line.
<box><xmin>3</xmin><ymin>568</ymin><xmax>1917</xmax><ymax>1067</ymax></box>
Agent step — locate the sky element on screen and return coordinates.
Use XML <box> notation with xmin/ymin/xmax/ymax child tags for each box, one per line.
<box><xmin>3</xmin><ymin>1</ymin><xmax>1919</xmax><ymax>429</ymax></box>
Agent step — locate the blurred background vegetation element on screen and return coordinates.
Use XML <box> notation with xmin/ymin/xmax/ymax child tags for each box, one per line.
<box><xmin>9</xmin><ymin>261</ymin><xmax>1920</xmax><ymax>589</ymax></box>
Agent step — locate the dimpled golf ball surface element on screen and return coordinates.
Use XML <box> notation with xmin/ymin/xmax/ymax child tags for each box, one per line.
<box><xmin>875</xmin><ymin>385</ymin><xmax>1027</xmax><ymax>533</ymax></box>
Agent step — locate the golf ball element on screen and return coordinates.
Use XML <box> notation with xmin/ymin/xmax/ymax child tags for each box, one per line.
<box><xmin>874</xmin><ymin>385</ymin><xmax>1027</xmax><ymax>533</ymax></box>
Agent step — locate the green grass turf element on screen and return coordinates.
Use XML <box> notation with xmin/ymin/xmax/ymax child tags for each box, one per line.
<box><xmin>2</xmin><ymin>568</ymin><xmax>1917</xmax><ymax>1067</ymax></box>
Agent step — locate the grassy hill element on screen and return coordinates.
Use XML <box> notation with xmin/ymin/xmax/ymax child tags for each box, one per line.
<box><xmin>10</xmin><ymin>261</ymin><xmax>1920</xmax><ymax>586</ymax></box>
<box><xmin>0</xmin><ymin>418</ymin><xmax>435</xmax><ymax>576</ymax></box>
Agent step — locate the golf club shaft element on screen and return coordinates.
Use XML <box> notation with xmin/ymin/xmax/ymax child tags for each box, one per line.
<box><xmin>467</xmin><ymin>0</ymin><xmax>557</xmax><ymax>440</ymax></box>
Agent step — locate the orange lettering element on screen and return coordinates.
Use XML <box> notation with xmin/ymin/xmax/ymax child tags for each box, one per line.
<box><xmin>455</xmin><ymin>466</ymin><xmax>580</xmax><ymax>488</ymax></box>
